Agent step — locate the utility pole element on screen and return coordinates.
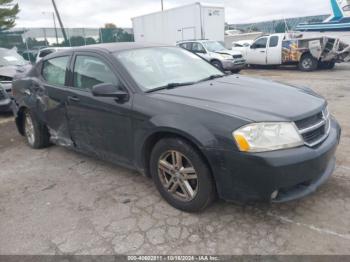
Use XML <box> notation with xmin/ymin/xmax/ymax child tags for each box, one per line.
<box><xmin>52</xmin><ymin>12</ymin><xmax>59</xmax><ymax>45</ymax></box>
<box><xmin>51</xmin><ymin>0</ymin><xmax>68</xmax><ymax>43</ymax></box>
<box><xmin>42</xmin><ymin>11</ymin><xmax>59</xmax><ymax>45</ymax></box>
<box><xmin>161</xmin><ymin>0</ymin><xmax>164</xmax><ymax>11</ymax></box>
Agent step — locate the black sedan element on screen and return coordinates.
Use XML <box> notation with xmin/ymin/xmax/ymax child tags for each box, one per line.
<box><xmin>11</xmin><ymin>43</ymin><xmax>341</xmax><ymax>212</ymax></box>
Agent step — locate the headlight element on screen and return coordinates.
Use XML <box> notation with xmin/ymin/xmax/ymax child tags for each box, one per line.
<box><xmin>233</xmin><ymin>122</ymin><xmax>303</xmax><ymax>152</ymax></box>
<box><xmin>220</xmin><ymin>54</ymin><xmax>233</xmax><ymax>60</ymax></box>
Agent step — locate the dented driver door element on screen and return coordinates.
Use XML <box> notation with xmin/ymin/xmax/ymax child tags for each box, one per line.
<box><xmin>65</xmin><ymin>52</ymin><xmax>134</xmax><ymax>166</ymax></box>
<box><xmin>40</xmin><ymin>55</ymin><xmax>74</xmax><ymax>147</ymax></box>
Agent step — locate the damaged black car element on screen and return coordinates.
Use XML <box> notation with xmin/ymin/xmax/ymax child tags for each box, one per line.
<box><xmin>11</xmin><ymin>43</ymin><xmax>341</xmax><ymax>212</ymax></box>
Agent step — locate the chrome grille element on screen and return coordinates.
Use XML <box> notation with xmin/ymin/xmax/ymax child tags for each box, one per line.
<box><xmin>232</xmin><ymin>54</ymin><xmax>243</xmax><ymax>59</ymax></box>
<box><xmin>295</xmin><ymin>108</ymin><xmax>330</xmax><ymax>147</ymax></box>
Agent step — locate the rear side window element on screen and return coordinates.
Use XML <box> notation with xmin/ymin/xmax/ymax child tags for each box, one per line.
<box><xmin>191</xmin><ymin>43</ymin><xmax>206</xmax><ymax>53</ymax></box>
<box><xmin>73</xmin><ymin>56</ymin><xmax>119</xmax><ymax>90</ymax></box>
<box><xmin>42</xmin><ymin>56</ymin><xmax>69</xmax><ymax>86</ymax></box>
<box><xmin>269</xmin><ymin>36</ymin><xmax>279</xmax><ymax>47</ymax></box>
<box><xmin>179</xmin><ymin>43</ymin><xmax>192</xmax><ymax>50</ymax></box>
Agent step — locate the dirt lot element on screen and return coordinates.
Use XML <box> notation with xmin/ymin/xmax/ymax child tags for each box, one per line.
<box><xmin>0</xmin><ymin>64</ymin><xmax>350</xmax><ymax>255</ymax></box>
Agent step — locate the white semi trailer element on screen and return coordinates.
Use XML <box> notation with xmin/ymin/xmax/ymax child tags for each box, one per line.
<box><xmin>132</xmin><ymin>3</ymin><xmax>225</xmax><ymax>45</ymax></box>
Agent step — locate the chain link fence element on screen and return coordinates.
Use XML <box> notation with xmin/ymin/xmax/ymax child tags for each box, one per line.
<box><xmin>0</xmin><ymin>27</ymin><xmax>134</xmax><ymax>62</ymax></box>
<box><xmin>227</xmin><ymin>15</ymin><xmax>329</xmax><ymax>33</ymax></box>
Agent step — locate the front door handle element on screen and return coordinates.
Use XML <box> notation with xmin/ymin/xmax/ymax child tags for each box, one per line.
<box><xmin>68</xmin><ymin>96</ymin><xmax>80</xmax><ymax>102</ymax></box>
<box><xmin>260</xmin><ymin>50</ymin><xmax>266</xmax><ymax>53</ymax></box>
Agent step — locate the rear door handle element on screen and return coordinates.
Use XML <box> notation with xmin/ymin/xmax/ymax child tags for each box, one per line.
<box><xmin>260</xmin><ymin>51</ymin><xmax>266</xmax><ymax>53</ymax></box>
<box><xmin>68</xmin><ymin>96</ymin><xmax>80</xmax><ymax>102</ymax></box>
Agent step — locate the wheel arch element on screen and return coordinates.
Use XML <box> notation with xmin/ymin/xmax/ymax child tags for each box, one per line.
<box><xmin>140</xmin><ymin>129</ymin><xmax>215</xmax><ymax>181</ymax></box>
<box><xmin>210</xmin><ymin>58</ymin><xmax>222</xmax><ymax>64</ymax></box>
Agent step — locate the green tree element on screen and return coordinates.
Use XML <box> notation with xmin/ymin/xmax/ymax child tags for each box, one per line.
<box><xmin>0</xmin><ymin>0</ymin><xmax>19</xmax><ymax>31</ymax></box>
<box><xmin>274</xmin><ymin>22</ymin><xmax>290</xmax><ymax>33</ymax></box>
<box><xmin>85</xmin><ymin>37</ymin><xmax>96</xmax><ymax>45</ymax></box>
<box><xmin>25</xmin><ymin>37</ymin><xmax>48</xmax><ymax>49</ymax></box>
<box><xmin>100</xmin><ymin>23</ymin><xmax>134</xmax><ymax>43</ymax></box>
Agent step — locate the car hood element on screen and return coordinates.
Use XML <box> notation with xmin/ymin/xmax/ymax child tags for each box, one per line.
<box><xmin>214</xmin><ymin>50</ymin><xmax>242</xmax><ymax>56</ymax></box>
<box><xmin>0</xmin><ymin>64</ymin><xmax>32</xmax><ymax>78</ymax></box>
<box><xmin>150</xmin><ymin>75</ymin><xmax>325</xmax><ymax>122</ymax></box>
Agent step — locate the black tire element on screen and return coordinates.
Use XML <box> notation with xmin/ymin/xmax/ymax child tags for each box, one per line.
<box><xmin>231</xmin><ymin>69</ymin><xmax>241</xmax><ymax>74</ymax></box>
<box><xmin>318</xmin><ymin>61</ymin><xmax>335</xmax><ymax>70</ymax></box>
<box><xmin>150</xmin><ymin>137</ymin><xmax>216</xmax><ymax>212</ymax></box>
<box><xmin>298</xmin><ymin>53</ymin><xmax>318</xmax><ymax>72</ymax></box>
<box><xmin>211</xmin><ymin>60</ymin><xmax>223</xmax><ymax>71</ymax></box>
<box><xmin>23</xmin><ymin>109</ymin><xmax>50</xmax><ymax>149</ymax></box>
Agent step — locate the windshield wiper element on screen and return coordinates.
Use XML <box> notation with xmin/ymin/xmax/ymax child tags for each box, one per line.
<box><xmin>146</xmin><ymin>82</ymin><xmax>195</xmax><ymax>93</ymax></box>
<box><xmin>197</xmin><ymin>74</ymin><xmax>225</xmax><ymax>83</ymax></box>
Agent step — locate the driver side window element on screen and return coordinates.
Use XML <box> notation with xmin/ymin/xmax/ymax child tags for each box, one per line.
<box><xmin>252</xmin><ymin>38</ymin><xmax>268</xmax><ymax>49</ymax></box>
<box><xmin>73</xmin><ymin>55</ymin><xmax>119</xmax><ymax>90</ymax></box>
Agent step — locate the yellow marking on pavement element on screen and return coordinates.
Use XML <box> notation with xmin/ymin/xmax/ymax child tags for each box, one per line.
<box><xmin>0</xmin><ymin>118</ymin><xmax>14</xmax><ymax>125</ymax></box>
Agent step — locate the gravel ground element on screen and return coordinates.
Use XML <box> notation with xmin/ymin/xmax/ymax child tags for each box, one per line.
<box><xmin>0</xmin><ymin>64</ymin><xmax>350</xmax><ymax>255</ymax></box>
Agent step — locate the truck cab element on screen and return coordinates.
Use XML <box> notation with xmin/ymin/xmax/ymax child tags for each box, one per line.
<box><xmin>245</xmin><ymin>34</ymin><xmax>284</xmax><ymax>65</ymax></box>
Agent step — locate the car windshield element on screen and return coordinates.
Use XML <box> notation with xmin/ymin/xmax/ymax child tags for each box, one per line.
<box><xmin>202</xmin><ymin>41</ymin><xmax>226</xmax><ymax>52</ymax></box>
<box><xmin>115</xmin><ymin>47</ymin><xmax>224</xmax><ymax>91</ymax></box>
<box><xmin>0</xmin><ymin>49</ymin><xmax>28</xmax><ymax>66</ymax></box>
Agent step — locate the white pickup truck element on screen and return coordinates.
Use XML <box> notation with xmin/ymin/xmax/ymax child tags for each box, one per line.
<box><xmin>232</xmin><ymin>33</ymin><xmax>350</xmax><ymax>71</ymax></box>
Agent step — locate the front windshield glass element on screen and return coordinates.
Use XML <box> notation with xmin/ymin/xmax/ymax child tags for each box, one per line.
<box><xmin>115</xmin><ymin>47</ymin><xmax>224</xmax><ymax>91</ymax></box>
<box><xmin>202</xmin><ymin>41</ymin><xmax>226</xmax><ymax>52</ymax></box>
<box><xmin>0</xmin><ymin>49</ymin><xmax>28</xmax><ymax>66</ymax></box>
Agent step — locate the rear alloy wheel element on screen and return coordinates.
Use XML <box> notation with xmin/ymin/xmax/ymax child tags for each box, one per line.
<box><xmin>299</xmin><ymin>53</ymin><xmax>318</xmax><ymax>72</ymax></box>
<box><xmin>24</xmin><ymin>111</ymin><xmax>35</xmax><ymax>147</ymax></box>
<box><xmin>23</xmin><ymin>109</ymin><xmax>50</xmax><ymax>149</ymax></box>
<box><xmin>150</xmin><ymin>138</ymin><xmax>215</xmax><ymax>212</ymax></box>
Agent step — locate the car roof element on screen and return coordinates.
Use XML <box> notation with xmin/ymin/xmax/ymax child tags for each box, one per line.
<box><xmin>39</xmin><ymin>47</ymin><xmax>70</xmax><ymax>52</ymax></box>
<box><xmin>178</xmin><ymin>40</ymin><xmax>213</xmax><ymax>44</ymax></box>
<box><xmin>70</xmin><ymin>42</ymin><xmax>170</xmax><ymax>53</ymax></box>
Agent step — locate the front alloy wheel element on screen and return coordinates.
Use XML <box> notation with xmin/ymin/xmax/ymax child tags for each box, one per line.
<box><xmin>150</xmin><ymin>137</ymin><xmax>215</xmax><ymax>212</ymax></box>
<box><xmin>158</xmin><ymin>150</ymin><xmax>198</xmax><ymax>202</ymax></box>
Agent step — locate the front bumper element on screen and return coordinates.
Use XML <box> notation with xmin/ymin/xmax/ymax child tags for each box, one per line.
<box><xmin>0</xmin><ymin>83</ymin><xmax>13</xmax><ymax>112</ymax></box>
<box><xmin>0</xmin><ymin>98</ymin><xmax>12</xmax><ymax>112</ymax></box>
<box><xmin>205</xmin><ymin>118</ymin><xmax>341</xmax><ymax>203</ymax></box>
<box><xmin>222</xmin><ymin>59</ymin><xmax>246</xmax><ymax>70</ymax></box>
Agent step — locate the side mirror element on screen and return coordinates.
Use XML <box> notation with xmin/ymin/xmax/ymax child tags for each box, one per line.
<box><xmin>92</xmin><ymin>83</ymin><xmax>129</xmax><ymax>101</ymax></box>
<box><xmin>250</xmin><ymin>45</ymin><xmax>256</xmax><ymax>49</ymax></box>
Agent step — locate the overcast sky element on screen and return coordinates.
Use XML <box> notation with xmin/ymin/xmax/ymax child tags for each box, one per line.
<box><xmin>15</xmin><ymin>0</ymin><xmax>332</xmax><ymax>28</ymax></box>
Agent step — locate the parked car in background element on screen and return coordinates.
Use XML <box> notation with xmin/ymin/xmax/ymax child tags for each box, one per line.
<box><xmin>0</xmin><ymin>48</ymin><xmax>31</xmax><ymax>112</ymax></box>
<box><xmin>12</xmin><ymin>43</ymin><xmax>341</xmax><ymax>212</ymax></box>
<box><xmin>36</xmin><ymin>47</ymin><xmax>70</xmax><ymax>63</ymax></box>
<box><xmin>177</xmin><ymin>40</ymin><xmax>246</xmax><ymax>73</ymax></box>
